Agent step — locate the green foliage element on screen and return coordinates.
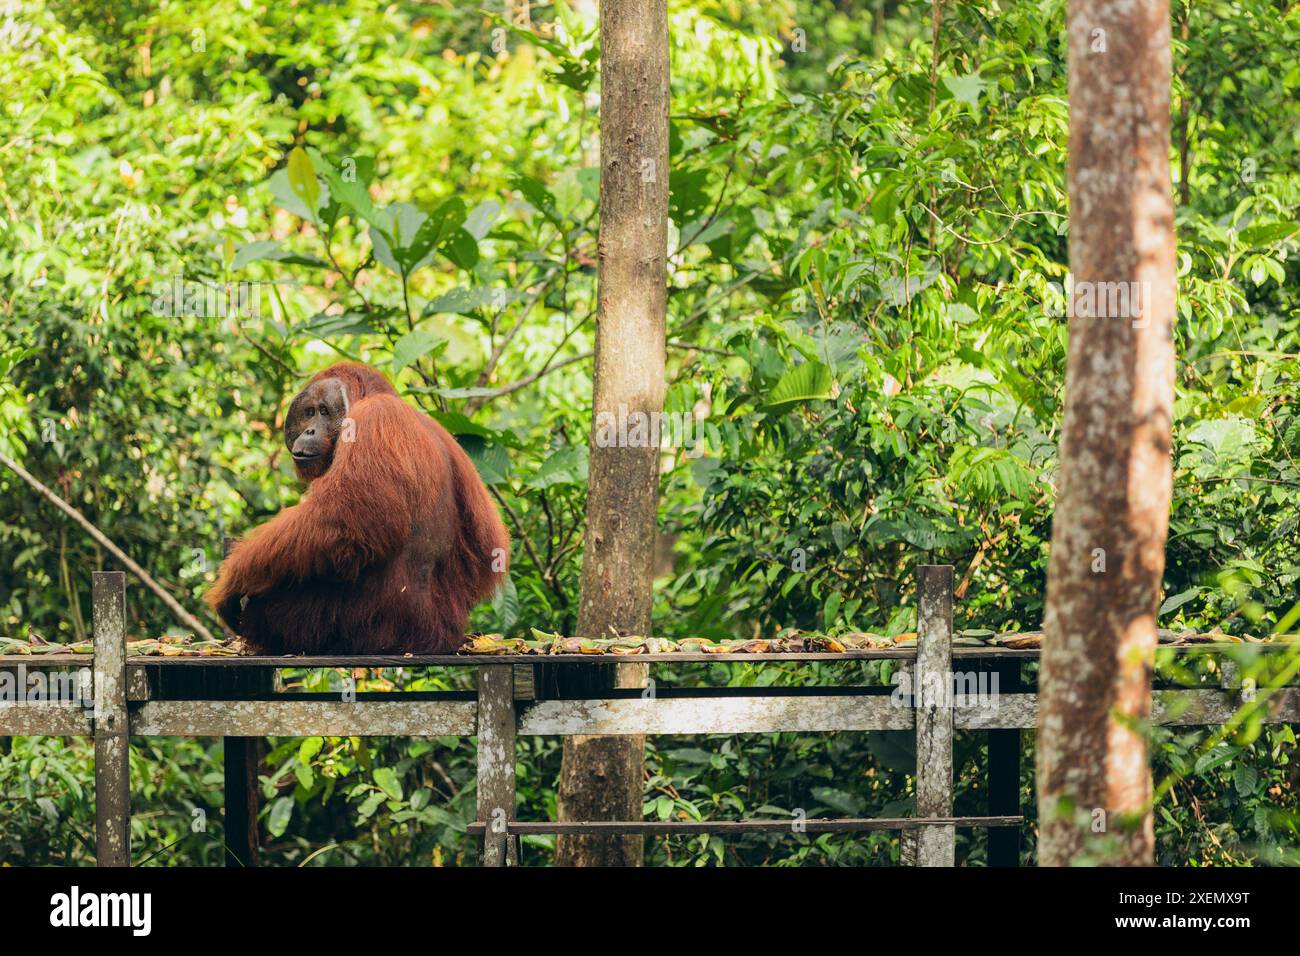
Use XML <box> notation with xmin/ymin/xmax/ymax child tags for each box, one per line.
<box><xmin>1</xmin><ymin>0</ymin><xmax>1298</xmax><ymax>865</ymax></box>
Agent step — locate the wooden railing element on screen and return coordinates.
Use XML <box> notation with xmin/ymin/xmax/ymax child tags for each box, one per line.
<box><xmin>2</xmin><ymin>566</ymin><xmax>1298</xmax><ymax>866</ymax></box>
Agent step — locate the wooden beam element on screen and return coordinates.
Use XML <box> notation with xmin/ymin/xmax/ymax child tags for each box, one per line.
<box><xmin>0</xmin><ymin>703</ymin><xmax>93</xmax><ymax>735</ymax></box>
<box><xmin>519</xmin><ymin>694</ymin><xmax>912</xmax><ymax>735</ymax></box>
<box><xmin>3</xmin><ymin>640</ymin><xmax>1292</xmax><ymax>671</ymax></box>
<box><xmin>957</xmin><ymin>688</ymin><xmax>1300</xmax><ymax>730</ymax></box>
<box><xmin>11</xmin><ymin>686</ymin><xmax>1289</xmax><ymax>741</ymax></box>
<box><xmin>93</xmin><ymin>571</ymin><xmax>131</xmax><ymax>867</ymax></box>
<box><xmin>132</xmin><ymin>700</ymin><xmax>477</xmax><ymax>737</ymax></box>
<box><xmin>466</xmin><ymin>816</ymin><xmax>1023</xmax><ymax>835</ymax></box>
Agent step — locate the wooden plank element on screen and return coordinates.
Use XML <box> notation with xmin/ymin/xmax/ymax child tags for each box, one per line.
<box><xmin>133</xmin><ymin>700</ymin><xmax>477</xmax><ymax>737</ymax></box>
<box><xmin>1155</xmin><ymin>687</ymin><xmax>1300</xmax><ymax>725</ymax></box>
<box><xmin>954</xmin><ymin>688</ymin><xmax>1300</xmax><ymax>730</ymax></box>
<box><xmin>519</xmin><ymin>690</ymin><xmax>1300</xmax><ymax>735</ymax></box>
<box><xmin>512</xmin><ymin>663</ymin><xmax>536</xmax><ymax>701</ymax></box>
<box><xmin>915</xmin><ymin>565</ymin><xmax>955</xmax><ymax>866</ymax></box>
<box><xmin>476</xmin><ymin>666</ymin><xmax>517</xmax><ymax>866</ymax></box>
<box><xmin>519</xmin><ymin>694</ymin><xmax>913</xmax><ymax>735</ymax></box>
<box><xmin>956</xmin><ymin>692</ymin><xmax>1039</xmax><ymax>730</ymax></box>
<box><xmin>121</xmin><ymin>650</ymin><xmax>1005</xmax><ymax>666</ymax></box>
<box><xmin>0</xmin><ymin>659</ymin><xmax>94</xmax><ymax>734</ymax></box>
<box><xmin>2</xmin><ymin>641</ymin><xmax>1296</xmax><ymax>670</ymax></box>
<box><xmin>93</xmin><ymin>571</ymin><xmax>130</xmax><ymax>867</ymax></box>
<box><xmin>15</xmin><ymin>687</ymin><xmax>1293</xmax><ymax>739</ymax></box>
<box><xmin>466</xmin><ymin>816</ymin><xmax>1023</xmax><ymax>835</ymax></box>
<box><xmin>0</xmin><ymin>703</ymin><xmax>93</xmax><ymax>735</ymax></box>
<box><xmin>126</xmin><ymin>668</ymin><xmax>151</xmax><ymax>701</ymax></box>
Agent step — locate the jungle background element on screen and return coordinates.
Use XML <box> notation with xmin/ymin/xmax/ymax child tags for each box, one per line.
<box><xmin>1</xmin><ymin>0</ymin><xmax>1298</xmax><ymax>865</ymax></box>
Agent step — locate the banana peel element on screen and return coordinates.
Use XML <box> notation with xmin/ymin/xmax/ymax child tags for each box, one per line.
<box><xmin>444</xmin><ymin>628</ymin><xmax>1291</xmax><ymax>656</ymax></box>
<box><xmin>459</xmin><ymin>635</ymin><xmax>527</xmax><ymax>655</ymax></box>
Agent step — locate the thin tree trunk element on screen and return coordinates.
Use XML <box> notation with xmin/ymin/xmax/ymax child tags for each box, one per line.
<box><xmin>0</xmin><ymin>449</ymin><xmax>219</xmax><ymax>643</ymax></box>
<box><xmin>1175</xmin><ymin>8</ymin><xmax>1191</xmax><ymax>207</ymax></box>
<box><xmin>1037</xmin><ymin>0</ymin><xmax>1177</xmax><ymax>866</ymax></box>
<box><xmin>554</xmin><ymin>0</ymin><xmax>669</xmax><ymax>867</ymax></box>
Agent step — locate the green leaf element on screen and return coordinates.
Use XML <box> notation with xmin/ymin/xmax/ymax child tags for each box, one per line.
<box><xmin>1233</xmin><ymin>763</ymin><xmax>1258</xmax><ymax>797</ymax></box>
<box><xmin>423</xmin><ymin>286</ymin><xmax>508</xmax><ymax>316</ymax></box>
<box><xmin>369</xmin><ymin>226</ymin><xmax>401</xmax><ymax>274</ymax></box>
<box><xmin>392</xmin><ymin>329</ymin><xmax>446</xmax><ymax>373</ymax></box>
<box><xmin>460</xmin><ymin>436</ymin><xmax>511</xmax><ymax>485</ymax></box>
<box><xmin>404</xmin><ymin>198</ymin><xmax>465</xmax><ymax>270</ymax></box>
<box><xmin>765</xmin><ymin>361</ymin><xmax>833</xmax><ymax>409</ymax></box>
<box><xmin>946</xmin><ymin>302</ymin><xmax>979</xmax><ymax>325</ymax></box>
<box><xmin>871</xmin><ymin>176</ymin><xmax>900</xmax><ymax>223</ymax></box>
<box><xmin>944</xmin><ymin>71</ymin><xmax>988</xmax><ymax>108</ymax></box>
<box><xmin>267</xmin><ymin>796</ymin><xmax>294</xmax><ymax>837</ymax></box>
<box><xmin>511</xmin><ymin>173</ymin><xmax>562</xmax><ymax>227</ymax></box>
<box><xmin>231</xmin><ymin>240</ymin><xmax>327</xmax><ymax>271</ymax></box>
<box><xmin>300</xmin><ymin>310</ymin><xmax>380</xmax><ymax>339</ymax></box>
<box><xmin>298</xmin><ymin>737</ymin><xmax>323</xmax><ymax>764</ymax></box>
<box><xmin>811</xmin><ymin>786</ymin><xmax>864</xmax><ymax>816</ymax></box>
<box><xmin>441</xmin><ymin>227</ymin><xmax>480</xmax><ymax>270</ymax></box>
<box><xmin>577</xmin><ymin>167</ymin><xmax>600</xmax><ymax>203</ymax></box>
<box><xmin>1159</xmin><ymin>587</ymin><xmax>1202</xmax><ymax>617</ymax></box>
<box><xmin>822</xmin><ymin>591</ymin><xmax>842</xmax><ymax>631</ymax></box>
<box><xmin>1238</xmin><ymin>221</ymin><xmax>1298</xmax><ymax>247</ymax></box>
<box><xmin>356</xmin><ymin>791</ymin><xmax>386</xmax><ymax>821</ymax></box>
<box><xmin>269</xmin><ymin>168</ymin><xmax>328</xmax><ymax>221</ymax></box>
<box><xmin>368</xmin><ymin>202</ymin><xmax>429</xmax><ymax>274</ymax></box>
<box><xmin>307</xmin><ymin>149</ymin><xmax>379</xmax><ymax>226</ymax></box>
<box><xmin>286</xmin><ymin>147</ymin><xmax>322</xmax><ymax>217</ymax></box>
<box><xmin>526</xmin><ymin>446</ymin><xmax>589</xmax><ymax>488</ymax></box>
<box><xmin>1194</xmin><ymin>745</ymin><xmax>1237</xmax><ymax>776</ymax></box>
<box><xmin>493</xmin><ymin>574</ymin><xmax>519</xmax><ymax>632</ymax></box>
<box><xmin>373</xmin><ymin>767</ymin><xmax>403</xmax><ymax>801</ymax></box>
<box><xmin>464</xmin><ymin>200</ymin><xmax>500</xmax><ymax>240</ymax></box>
<box><xmin>430</xmin><ymin>410</ymin><xmax>494</xmax><ymax>438</ymax></box>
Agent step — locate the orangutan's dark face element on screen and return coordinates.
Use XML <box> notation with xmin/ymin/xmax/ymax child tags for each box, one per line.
<box><xmin>284</xmin><ymin>378</ymin><xmax>349</xmax><ymax>480</ymax></box>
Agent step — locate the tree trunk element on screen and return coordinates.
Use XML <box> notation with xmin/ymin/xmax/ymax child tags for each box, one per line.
<box><xmin>554</xmin><ymin>0</ymin><xmax>669</xmax><ymax>867</ymax></box>
<box><xmin>1037</xmin><ymin>0</ymin><xmax>1177</xmax><ymax>866</ymax></box>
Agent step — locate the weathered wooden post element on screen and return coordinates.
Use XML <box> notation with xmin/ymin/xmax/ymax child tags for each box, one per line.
<box><xmin>915</xmin><ymin>564</ymin><xmax>955</xmax><ymax>866</ymax></box>
<box><xmin>477</xmin><ymin>664</ymin><xmax>518</xmax><ymax>866</ymax></box>
<box><xmin>93</xmin><ymin>570</ymin><xmax>130</xmax><ymax>866</ymax></box>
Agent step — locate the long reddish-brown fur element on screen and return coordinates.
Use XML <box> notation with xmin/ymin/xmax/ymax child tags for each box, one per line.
<box><xmin>207</xmin><ymin>362</ymin><xmax>509</xmax><ymax>654</ymax></box>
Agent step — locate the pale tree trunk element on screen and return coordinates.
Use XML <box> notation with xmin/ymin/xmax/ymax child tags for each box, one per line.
<box><xmin>554</xmin><ymin>0</ymin><xmax>668</xmax><ymax>867</ymax></box>
<box><xmin>1037</xmin><ymin>0</ymin><xmax>1177</xmax><ymax>866</ymax></box>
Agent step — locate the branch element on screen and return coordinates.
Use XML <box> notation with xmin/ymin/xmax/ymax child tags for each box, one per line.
<box><xmin>464</xmin><ymin>349</ymin><xmax>594</xmax><ymax>412</ymax></box>
<box><xmin>0</xmin><ymin>450</ymin><xmax>219</xmax><ymax>643</ymax></box>
<box><xmin>489</xmin><ymin>485</ymin><xmax>568</xmax><ymax>608</ymax></box>
<box><xmin>475</xmin><ymin>264</ymin><xmax>565</xmax><ymax>388</ymax></box>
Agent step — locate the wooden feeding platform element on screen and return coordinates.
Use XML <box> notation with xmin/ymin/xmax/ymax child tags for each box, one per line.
<box><xmin>2</xmin><ymin>568</ymin><xmax>1298</xmax><ymax>867</ymax></box>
